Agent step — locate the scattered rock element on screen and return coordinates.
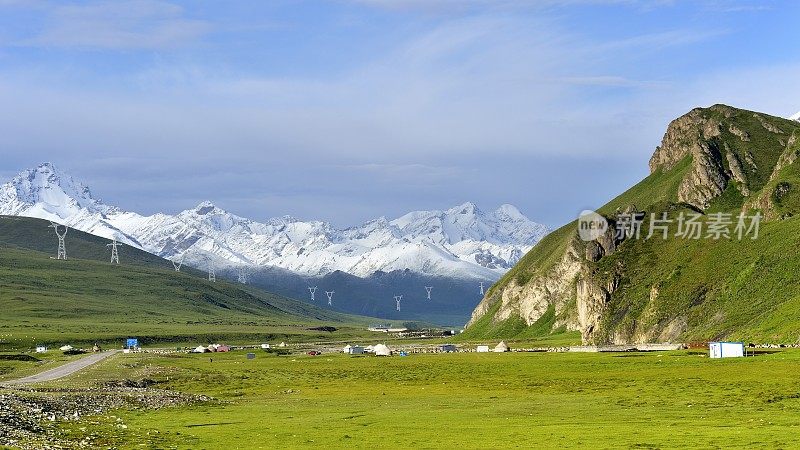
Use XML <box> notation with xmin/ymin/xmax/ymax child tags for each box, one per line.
<box><xmin>0</xmin><ymin>383</ymin><xmax>212</xmax><ymax>449</ymax></box>
<box><xmin>754</xmin><ymin>113</ymin><xmax>784</xmax><ymax>134</ymax></box>
<box><xmin>728</xmin><ymin>124</ymin><xmax>750</xmax><ymax>141</ymax></box>
<box><xmin>725</xmin><ymin>148</ymin><xmax>749</xmax><ymax>196</ymax></box>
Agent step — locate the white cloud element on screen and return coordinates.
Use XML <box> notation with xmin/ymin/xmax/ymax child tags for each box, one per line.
<box><xmin>1</xmin><ymin>1</ymin><xmax>789</xmax><ymax>225</ymax></box>
<box><xmin>15</xmin><ymin>0</ymin><xmax>210</xmax><ymax>49</ymax></box>
<box><xmin>0</xmin><ymin>13</ymin><xmax>731</xmax><ymax>164</ymax></box>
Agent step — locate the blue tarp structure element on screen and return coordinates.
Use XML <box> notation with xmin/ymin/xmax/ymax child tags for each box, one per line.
<box><xmin>126</xmin><ymin>338</ymin><xmax>139</xmax><ymax>349</ymax></box>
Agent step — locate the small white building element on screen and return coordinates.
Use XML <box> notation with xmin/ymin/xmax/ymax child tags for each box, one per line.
<box><xmin>350</xmin><ymin>345</ymin><xmax>364</xmax><ymax>355</ymax></box>
<box><xmin>35</xmin><ymin>346</ymin><xmax>47</xmax><ymax>353</ymax></box>
<box><xmin>476</xmin><ymin>345</ymin><xmax>490</xmax><ymax>353</ymax></box>
<box><xmin>343</xmin><ymin>345</ymin><xmax>364</xmax><ymax>355</ymax></box>
<box><xmin>709</xmin><ymin>342</ymin><xmax>744</xmax><ymax>359</ymax></box>
<box><xmin>261</xmin><ymin>343</ymin><xmax>271</xmax><ymax>350</ymax></box>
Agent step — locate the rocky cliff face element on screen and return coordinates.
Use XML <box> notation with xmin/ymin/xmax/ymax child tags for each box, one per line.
<box><xmin>466</xmin><ymin>104</ymin><xmax>800</xmax><ymax>344</ymax></box>
<box><xmin>468</xmin><ymin>239</ymin><xmax>582</xmax><ymax>330</ymax></box>
<box><xmin>650</xmin><ymin>105</ymin><xmax>763</xmax><ymax>208</ymax></box>
<box><xmin>649</xmin><ymin>105</ymin><xmax>798</xmax><ymax>214</ymax></box>
<box><xmin>466</xmin><ymin>216</ymin><xmax>626</xmax><ymax>343</ymax></box>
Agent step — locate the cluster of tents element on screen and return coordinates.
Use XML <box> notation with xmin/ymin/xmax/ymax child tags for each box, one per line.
<box><xmin>192</xmin><ymin>343</ymin><xmax>231</xmax><ymax>353</ymax></box>
<box><xmin>478</xmin><ymin>341</ymin><xmax>509</xmax><ymax>353</ymax></box>
<box><xmin>50</xmin><ymin>344</ymin><xmax>103</xmax><ymax>354</ymax></box>
<box><xmin>343</xmin><ymin>342</ymin><xmax>510</xmax><ymax>356</ymax></box>
<box><xmin>343</xmin><ymin>344</ymin><xmax>392</xmax><ymax>356</ymax></box>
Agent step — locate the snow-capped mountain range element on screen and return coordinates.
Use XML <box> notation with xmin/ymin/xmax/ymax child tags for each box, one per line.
<box><xmin>0</xmin><ymin>163</ymin><xmax>549</xmax><ymax>280</ymax></box>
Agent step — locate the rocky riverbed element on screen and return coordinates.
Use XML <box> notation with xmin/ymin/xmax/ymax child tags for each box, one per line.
<box><xmin>0</xmin><ymin>384</ymin><xmax>211</xmax><ymax>449</ymax></box>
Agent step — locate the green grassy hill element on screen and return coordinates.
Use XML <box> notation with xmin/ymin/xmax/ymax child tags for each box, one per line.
<box><xmin>0</xmin><ymin>216</ymin><xmax>381</xmax><ymax>350</ymax></box>
<box><xmin>465</xmin><ymin>105</ymin><xmax>800</xmax><ymax>345</ymax></box>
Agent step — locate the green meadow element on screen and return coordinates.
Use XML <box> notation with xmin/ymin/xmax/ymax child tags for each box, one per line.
<box><xmin>0</xmin><ymin>216</ymin><xmax>398</xmax><ymax>351</ymax></box>
<box><xmin>18</xmin><ymin>348</ymin><xmax>800</xmax><ymax>449</ymax></box>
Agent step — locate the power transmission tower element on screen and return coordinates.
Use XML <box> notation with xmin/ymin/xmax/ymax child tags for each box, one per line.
<box><xmin>479</xmin><ymin>282</ymin><xmax>485</xmax><ymax>295</ymax></box>
<box><xmin>172</xmin><ymin>253</ymin><xmax>185</xmax><ymax>272</ymax></box>
<box><xmin>308</xmin><ymin>286</ymin><xmax>317</xmax><ymax>301</ymax></box>
<box><xmin>48</xmin><ymin>222</ymin><xmax>68</xmax><ymax>260</ymax></box>
<box><xmin>425</xmin><ymin>286</ymin><xmax>433</xmax><ymax>300</ymax></box>
<box><xmin>237</xmin><ymin>267</ymin><xmax>248</xmax><ymax>284</ymax></box>
<box><xmin>325</xmin><ymin>291</ymin><xmax>334</xmax><ymax>306</ymax></box>
<box><xmin>203</xmin><ymin>256</ymin><xmax>215</xmax><ymax>282</ymax></box>
<box><xmin>394</xmin><ymin>295</ymin><xmax>403</xmax><ymax>311</ymax></box>
<box><xmin>107</xmin><ymin>239</ymin><xmax>122</xmax><ymax>264</ymax></box>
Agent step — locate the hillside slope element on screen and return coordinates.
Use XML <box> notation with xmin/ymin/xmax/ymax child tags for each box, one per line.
<box><xmin>465</xmin><ymin>104</ymin><xmax>800</xmax><ymax>345</ymax></box>
<box><xmin>237</xmin><ymin>267</ymin><xmax>487</xmax><ymax>327</ymax></box>
<box><xmin>0</xmin><ymin>216</ymin><xmax>378</xmax><ymax>350</ymax></box>
<box><xmin>1</xmin><ymin>166</ymin><xmax>549</xmax><ymax>324</ymax></box>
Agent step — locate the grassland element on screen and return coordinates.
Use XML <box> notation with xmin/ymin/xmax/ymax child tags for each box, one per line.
<box><xmin>0</xmin><ymin>216</ymin><xmax>397</xmax><ymax>351</ymax></box>
<box><xmin>5</xmin><ymin>348</ymin><xmax>799</xmax><ymax>449</ymax></box>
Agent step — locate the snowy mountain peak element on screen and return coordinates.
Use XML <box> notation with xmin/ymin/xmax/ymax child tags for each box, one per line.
<box><xmin>194</xmin><ymin>201</ymin><xmax>219</xmax><ymax>215</ymax></box>
<box><xmin>19</xmin><ymin>162</ymin><xmax>96</xmax><ymax>205</ymax></box>
<box><xmin>790</xmin><ymin>111</ymin><xmax>800</xmax><ymax>122</ymax></box>
<box><xmin>494</xmin><ymin>204</ymin><xmax>526</xmax><ymax>221</ymax></box>
<box><xmin>0</xmin><ymin>164</ymin><xmax>550</xmax><ymax>280</ymax></box>
<box><xmin>0</xmin><ymin>162</ymin><xmax>112</xmax><ymax>222</ymax></box>
<box><xmin>450</xmin><ymin>201</ymin><xmax>480</xmax><ymax>216</ymax></box>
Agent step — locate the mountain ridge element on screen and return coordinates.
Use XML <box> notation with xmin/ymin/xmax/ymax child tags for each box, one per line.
<box><xmin>0</xmin><ymin>163</ymin><xmax>548</xmax><ymax>281</ymax></box>
<box><xmin>465</xmin><ymin>104</ymin><xmax>800</xmax><ymax>344</ymax></box>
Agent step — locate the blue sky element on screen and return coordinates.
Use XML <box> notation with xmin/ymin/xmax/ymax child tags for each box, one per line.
<box><xmin>0</xmin><ymin>0</ymin><xmax>798</xmax><ymax>227</ymax></box>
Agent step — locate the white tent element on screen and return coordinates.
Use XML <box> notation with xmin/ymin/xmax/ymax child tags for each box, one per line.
<box><xmin>476</xmin><ymin>345</ymin><xmax>490</xmax><ymax>353</ymax></box>
<box><xmin>59</xmin><ymin>345</ymin><xmax>73</xmax><ymax>351</ymax></box>
<box><xmin>374</xmin><ymin>344</ymin><xmax>392</xmax><ymax>356</ymax></box>
<box><xmin>343</xmin><ymin>344</ymin><xmax>352</xmax><ymax>353</ymax></box>
<box><xmin>260</xmin><ymin>343</ymin><xmax>271</xmax><ymax>350</ymax></box>
<box><xmin>364</xmin><ymin>345</ymin><xmax>375</xmax><ymax>353</ymax></box>
<box><xmin>278</xmin><ymin>342</ymin><xmax>287</xmax><ymax>348</ymax></box>
<box><xmin>494</xmin><ymin>341</ymin><xmax>509</xmax><ymax>353</ymax></box>
<box><xmin>192</xmin><ymin>346</ymin><xmax>207</xmax><ymax>353</ymax></box>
